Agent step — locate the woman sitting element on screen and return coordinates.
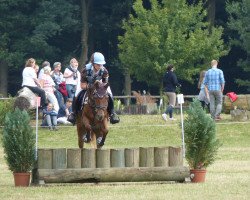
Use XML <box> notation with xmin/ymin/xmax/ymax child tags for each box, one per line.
<box><xmin>21</xmin><ymin>58</ymin><xmax>46</xmax><ymax>108</ymax></box>
<box><xmin>39</xmin><ymin>66</ymin><xmax>59</xmax><ymax>112</ymax></box>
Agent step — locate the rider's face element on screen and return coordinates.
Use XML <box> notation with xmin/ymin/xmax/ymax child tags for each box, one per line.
<box><xmin>93</xmin><ymin>64</ymin><xmax>102</xmax><ymax>71</ymax></box>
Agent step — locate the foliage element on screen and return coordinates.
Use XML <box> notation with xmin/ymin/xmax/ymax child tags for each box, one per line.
<box><xmin>183</xmin><ymin>98</ymin><xmax>221</xmax><ymax>169</ymax></box>
<box><xmin>118</xmin><ymin>0</ymin><xmax>228</xmax><ymax>87</ymax></box>
<box><xmin>0</xmin><ymin>97</ymin><xmax>15</xmax><ymax>127</ymax></box>
<box><xmin>226</xmin><ymin>0</ymin><xmax>250</xmax><ymax>87</ymax></box>
<box><xmin>2</xmin><ymin>108</ymin><xmax>35</xmax><ymax>172</ymax></box>
<box><xmin>0</xmin><ymin>0</ymin><xmax>80</xmax><ymax>66</ymax></box>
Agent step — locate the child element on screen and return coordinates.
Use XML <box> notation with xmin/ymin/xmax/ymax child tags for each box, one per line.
<box><xmin>42</xmin><ymin>103</ymin><xmax>58</xmax><ymax>131</ymax></box>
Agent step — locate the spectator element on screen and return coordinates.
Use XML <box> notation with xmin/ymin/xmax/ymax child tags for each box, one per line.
<box><xmin>197</xmin><ymin>70</ymin><xmax>210</xmax><ymax>110</ymax></box>
<box><xmin>51</xmin><ymin>62</ymin><xmax>65</xmax><ymax>107</ymax></box>
<box><xmin>162</xmin><ymin>64</ymin><xmax>181</xmax><ymax>121</ymax></box>
<box><xmin>42</xmin><ymin>103</ymin><xmax>58</xmax><ymax>131</ymax></box>
<box><xmin>57</xmin><ymin>98</ymin><xmax>73</xmax><ymax>125</ymax></box>
<box><xmin>63</xmin><ymin>58</ymin><xmax>80</xmax><ymax>99</ymax></box>
<box><xmin>204</xmin><ymin>60</ymin><xmax>225</xmax><ymax>121</ymax></box>
<box><xmin>38</xmin><ymin>61</ymin><xmax>50</xmax><ymax>80</ymax></box>
<box><xmin>21</xmin><ymin>58</ymin><xmax>46</xmax><ymax>108</ymax></box>
<box><xmin>39</xmin><ymin>66</ymin><xmax>59</xmax><ymax>112</ymax></box>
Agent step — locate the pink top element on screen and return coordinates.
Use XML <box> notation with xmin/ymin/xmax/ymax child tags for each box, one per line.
<box><xmin>41</xmin><ymin>74</ymin><xmax>55</xmax><ymax>94</ymax></box>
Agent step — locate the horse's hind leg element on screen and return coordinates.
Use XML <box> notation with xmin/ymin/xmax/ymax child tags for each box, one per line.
<box><xmin>76</xmin><ymin>119</ymin><xmax>84</xmax><ymax>149</ymax></box>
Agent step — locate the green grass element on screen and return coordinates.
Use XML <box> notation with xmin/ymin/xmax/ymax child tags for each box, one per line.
<box><xmin>0</xmin><ymin>114</ymin><xmax>250</xmax><ymax>200</ymax></box>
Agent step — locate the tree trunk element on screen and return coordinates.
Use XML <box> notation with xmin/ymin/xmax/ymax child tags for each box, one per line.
<box><xmin>0</xmin><ymin>60</ymin><xmax>8</xmax><ymax>97</ymax></box>
<box><xmin>124</xmin><ymin>68</ymin><xmax>132</xmax><ymax>105</ymax></box>
<box><xmin>79</xmin><ymin>0</ymin><xmax>92</xmax><ymax>68</ymax></box>
<box><xmin>207</xmin><ymin>0</ymin><xmax>216</xmax><ymax>33</ymax></box>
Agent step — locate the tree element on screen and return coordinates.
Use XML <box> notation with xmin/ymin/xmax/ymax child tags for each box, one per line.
<box><xmin>118</xmin><ymin>0</ymin><xmax>228</xmax><ymax>91</ymax></box>
<box><xmin>226</xmin><ymin>0</ymin><xmax>250</xmax><ymax>88</ymax></box>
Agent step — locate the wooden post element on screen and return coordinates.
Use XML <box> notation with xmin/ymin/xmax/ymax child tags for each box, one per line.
<box><xmin>154</xmin><ymin>147</ymin><xmax>168</xmax><ymax>167</ymax></box>
<box><xmin>53</xmin><ymin>148</ymin><xmax>67</xmax><ymax>169</ymax></box>
<box><xmin>38</xmin><ymin>149</ymin><xmax>53</xmax><ymax>169</ymax></box>
<box><xmin>139</xmin><ymin>147</ymin><xmax>154</xmax><ymax>167</ymax></box>
<box><xmin>169</xmin><ymin>147</ymin><xmax>183</xmax><ymax>166</ymax></box>
<box><xmin>96</xmin><ymin>149</ymin><xmax>110</xmax><ymax>168</ymax></box>
<box><xmin>111</xmin><ymin>149</ymin><xmax>125</xmax><ymax>167</ymax></box>
<box><xmin>125</xmin><ymin>148</ymin><xmax>139</xmax><ymax>167</ymax></box>
<box><xmin>82</xmin><ymin>148</ymin><xmax>96</xmax><ymax>168</ymax></box>
<box><xmin>67</xmin><ymin>148</ymin><xmax>81</xmax><ymax>168</ymax></box>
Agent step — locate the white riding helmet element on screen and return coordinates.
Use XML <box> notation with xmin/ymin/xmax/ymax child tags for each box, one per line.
<box><xmin>93</xmin><ymin>52</ymin><xmax>106</xmax><ymax>65</ymax></box>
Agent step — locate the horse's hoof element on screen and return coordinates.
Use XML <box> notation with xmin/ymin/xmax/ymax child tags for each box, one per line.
<box><xmin>96</xmin><ymin>137</ymin><xmax>103</xmax><ymax>145</ymax></box>
<box><xmin>83</xmin><ymin>134</ymin><xmax>91</xmax><ymax>143</ymax></box>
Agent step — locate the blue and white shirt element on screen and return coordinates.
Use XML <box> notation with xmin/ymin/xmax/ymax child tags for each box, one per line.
<box><xmin>203</xmin><ymin>67</ymin><xmax>225</xmax><ymax>91</ymax></box>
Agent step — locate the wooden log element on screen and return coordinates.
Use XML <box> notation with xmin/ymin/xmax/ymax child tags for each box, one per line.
<box><xmin>230</xmin><ymin>109</ymin><xmax>248</xmax><ymax>121</ymax></box>
<box><xmin>53</xmin><ymin>148</ymin><xmax>67</xmax><ymax>169</ymax></box>
<box><xmin>169</xmin><ymin>147</ymin><xmax>183</xmax><ymax>167</ymax></box>
<box><xmin>154</xmin><ymin>147</ymin><xmax>168</xmax><ymax>167</ymax></box>
<box><xmin>224</xmin><ymin>95</ymin><xmax>250</xmax><ymax>114</ymax></box>
<box><xmin>82</xmin><ymin>148</ymin><xmax>96</xmax><ymax>168</ymax></box>
<box><xmin>139</xmin><ymin>147</ymin><xmax>154</xmax><ymax>167</ymax></box>
<box><xmin>125</xmin><ymin>148</ymin><xmax>139</xmax><ymax>167</ymax></box>
<box><xmin>111</xmin><ymin>149</ymin><xmax>125</xmax><ymax>167</ymax></box>
<box><xmin>96</xmin><ymin>149</ymin><xmax>110</xmax><ymax>168</ymax></box>
<box><xmin>38</xmin><ymin>149</ymin><xmax>53</xmax><ymax>169</ymax></box>
<box><xmin>14</xmin><ymin>87</ymin><xmax>38</xmax><ymax>110</ymax></box>
<box><xmin>37</xmin><ymin>166</ymin><xmax>190</xmax><ymax>183</ymax></box>
<box><xmin>67</xmin><ymin>149</ymin><xmax>81</xmax><ymax>168</ymax></box>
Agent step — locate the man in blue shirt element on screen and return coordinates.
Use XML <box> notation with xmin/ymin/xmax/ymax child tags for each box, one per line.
<box><xmin>204</xmin><ymin>60</ymin><xmax>225</xmax><ymax>120</ymax></box>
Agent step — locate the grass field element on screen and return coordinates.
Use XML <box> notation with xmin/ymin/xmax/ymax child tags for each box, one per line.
<box><xmin>0</xmin><ymin>114</ymin><xmax>249</xmax><ymax>200</ymax></box>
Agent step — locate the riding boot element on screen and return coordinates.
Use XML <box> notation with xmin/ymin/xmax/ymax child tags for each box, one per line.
<box><xmin>67</xmin><ymin>90</ymin><xmax>86</xmax><ymax>125</ymax></box>
<box><xmin>108</xmin><ymin>95</ymin><xmax>120</xmax><ymax>124</ymax></box>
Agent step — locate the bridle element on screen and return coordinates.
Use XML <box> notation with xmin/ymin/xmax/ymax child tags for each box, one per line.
<box><xmin>87</xmin><ymin>85</ymin><xmax>109</xmax><ymax>112</ymax></box>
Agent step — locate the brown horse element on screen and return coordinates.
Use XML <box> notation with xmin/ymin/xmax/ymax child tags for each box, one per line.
<box><xmin>76</xmin><ymin>81</ymin><xmax>109</xmax><ymax>149</ymax></box>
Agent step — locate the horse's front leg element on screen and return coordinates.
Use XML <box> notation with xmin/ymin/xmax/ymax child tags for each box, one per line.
<box><xmin>83</xmin><ymin>116</ymin><xmax>92</xmax><ymax>143</ymax></box>
<box><xmin>97</xmin><ymin>118</ymin><xmax>109</xmax><ymax>148</ymax></box>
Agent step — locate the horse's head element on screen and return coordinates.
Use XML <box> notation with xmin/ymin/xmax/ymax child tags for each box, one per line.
<box><xmin>88</xmin><ymin>81</ymin><xmax>109</xmax><ymax>121</ymax></box>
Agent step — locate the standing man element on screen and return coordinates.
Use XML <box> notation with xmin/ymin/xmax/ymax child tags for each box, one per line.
<box><xmin>204</xmin><ymin>60</ymin><xmax>225</xmax><ymax>121</ymax></box>
<box><xmin>162</xmin><ymin>64</ymin><xmax>181</xmax><ymax>121</ymax></box>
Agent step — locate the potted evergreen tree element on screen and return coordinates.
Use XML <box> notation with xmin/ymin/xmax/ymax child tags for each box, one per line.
<box><xmin>183</xmin><ymin>99</ymin><xmax>221</xmax><ymax>182</ymax></box>
<box><xmin>2</xmin><ymin>108</ymin><xmax>35</xmax><ymax>187</ymax></box>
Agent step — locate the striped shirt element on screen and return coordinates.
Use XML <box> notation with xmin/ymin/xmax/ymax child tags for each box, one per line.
<box><xmin>204</xmin><ymin>67</ymin><xmax>225</xmax><ymax>91</ymax></box>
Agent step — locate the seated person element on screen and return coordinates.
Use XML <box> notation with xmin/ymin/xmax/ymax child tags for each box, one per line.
<box><xmin>41</xmin><ymin>103</ymin><xmax>58</xmax><ymax>131</ymax></box>
<box><xmin>57</xmin><ymin>98</ymin><xmax>73</xmax><ymax>125</ymax></box>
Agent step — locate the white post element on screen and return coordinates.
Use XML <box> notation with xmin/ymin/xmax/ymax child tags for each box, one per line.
<box><xmin>177</xmin><ymin>94</ymin><xmax>185</xmax><ymax>158</ymax></box>
<box><xmin>35</xmin><ymin>97</ymin><xmax>41</xmax><ymax>160</ymax></box>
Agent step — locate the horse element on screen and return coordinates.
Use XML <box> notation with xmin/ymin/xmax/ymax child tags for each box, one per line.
<box><xmin>76</xmin><ymin>81</ymin><xmax>110</xmax><ymax>149</ymax></box>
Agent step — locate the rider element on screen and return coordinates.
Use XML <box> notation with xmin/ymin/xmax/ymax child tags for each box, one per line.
<box><xmin>67</xmin><ymin>52</ymin><xmax>120</xmax><ymax>125</ymax></box>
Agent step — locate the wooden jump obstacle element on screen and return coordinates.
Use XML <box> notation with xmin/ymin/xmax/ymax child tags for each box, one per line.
<box><xmin>34</xmin><ymin>146</ymin><xmax>190</xmax><ymax>183</ymax></box>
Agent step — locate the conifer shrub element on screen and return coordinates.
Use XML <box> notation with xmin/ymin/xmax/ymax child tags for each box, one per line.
<box><xmin>2</xmin><ymin>108</ymin><xmax>35</xmax><ymax>172</ymax></box>
<box><xmin>183</xmin><ymin>98</ymin><xmax>221</xmax><ymax>169</ymax></box>
<box><xmin>0</xmin><ymin>97</ymin><xmax>14</xmax><ymax>127</ymax></box>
